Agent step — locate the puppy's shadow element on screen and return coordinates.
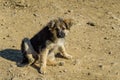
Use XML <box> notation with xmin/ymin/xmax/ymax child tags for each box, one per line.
<box><xmin>0</xmin><ymin>49</ymin><xmax>22</xmax><ymax>63</ymax></box>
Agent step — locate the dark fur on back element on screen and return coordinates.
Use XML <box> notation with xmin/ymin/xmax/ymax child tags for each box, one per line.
<box><xmin>30</xmin><ymin>26</ymin><xmax>53</xmax><ymax>53</ymax></box>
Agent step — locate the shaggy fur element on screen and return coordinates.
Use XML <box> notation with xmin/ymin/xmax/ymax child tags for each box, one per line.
<box><xmin>20</xmin><ymin>18</ymin><xmax>73</xmax><ymax>74</ymax></box>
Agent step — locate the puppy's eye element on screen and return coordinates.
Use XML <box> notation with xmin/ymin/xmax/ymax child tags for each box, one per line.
<box><xmin>62</xmin><ymin>27</ymin><xmax>65</xmax><ymax>30</ymax></box>
<box><xmin>55</xmin><ymin>28</ymin><xmax>59</xmax><ymax>31</ymax></box>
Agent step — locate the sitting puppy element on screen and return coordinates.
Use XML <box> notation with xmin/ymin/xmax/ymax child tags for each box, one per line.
<box><xmin>20</xmin><ymin>18</ymin><xmax>73</xmax><ymax>74</ymax></box>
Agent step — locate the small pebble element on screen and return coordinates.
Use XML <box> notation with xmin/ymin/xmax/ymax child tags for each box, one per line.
<box><xmin>33</xmin><ymin>13</ymin><xmax>37</xmax><ymax>17</ymax></box>
<box><xmin>12</xmin><ymin>45</ymin><xmax>15</xmax><ymax>48</ymax></box>
<box><xmin>110</xmin><ymin>62</ymin><xmax>114</xmax><ymax>65</ymax></box>
<box><xmin>116</xmin><ymin>72</ymin><xmax>119</xmax><ymax>75</ymax></box>
<box><xmin>6</xmin><ymin>27</ymin><xmax>8</xmax><ymax>29</ymax></box>
<box><xmin>87</xmin><ymin>47</ymin><xmax>91</xmax><ymax>49</ymax></box>
<box><xmin>73</xmin><ymin>59</ymin><xmax>80</xmax><ymax>65</ymax></box>
<box><xmin>108</xmin><ymin>51</ymin><xmax>112</xmax><ymax>55</ymax></box>
<box><xmin>64</xmin><ymin>10</ymin><xmax>72</xmax><ymax>14</ymax></box>
<box><xmin>58</xmin><ymin>62</ymin><xmax>65</xmax><ymax>66</ymax></box>
<box><xmin>63</xmin><ymin>69</ymin><xmax>67</xmax><ymax>72</ymax></box>
<box><xmin>3</xmin><ymin>37</ymin><xmax>6</xmax><ymax>39</ymax></box>
<box><xmin>6</xmin><ymin>35</ymin><xmax>10</xmax><ymax>37</ymax></box>
<box><xmin>111</xmin><ymin>27</ymin><xmax>114</xmax><ymax>29</ymax></box>
<box><xmin>104</xmin><ymin>37</ymin><xmax>108</xmax><ymax>40</ymax></box>
<box><xmin>87</xmin><ymin>22</ymin><xmax>95</xmax><ymax>26</ymax></box>
<box><xmin>64</xmin><ymin>12</ymin><xmax>68</xmax><ymax>14</ymax></box>
<box><xmin>87</xmin><ymin>72</ymin><xmax>91</xmax><ymax>75</ymax></box>
<box><xmin>87</xmin><ymin>67</ymin><xmax>90</xmax><ymax>69</ymax></box>
<box><xmin>98</xmin><ymin>64</ymin><xmax>103</xmax><ymax>68</ymax></box>
<box><xmin>1</xmin><ymin>24</ymin><xmax>3</xmax><ymax>26</ymax></box>
<box><xmin>59</xmin><ymin>69</ymin><xmax>67</xmax><ymax>73</ymax></box>
<box><xmin>67</xmin><ymin>10</ymin><xmax>71</xmax><ymax>13</ymax></box>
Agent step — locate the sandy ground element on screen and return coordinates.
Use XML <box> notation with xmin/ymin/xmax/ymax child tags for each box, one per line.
<box><xmin>0</xmin><ymin>0</ymin><xmax>120</xmax><ymax>80</ymax></box>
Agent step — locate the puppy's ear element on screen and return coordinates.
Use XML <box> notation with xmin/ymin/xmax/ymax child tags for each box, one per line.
<box><xmin>63</xmin><ymin>19</ymin><xmax>74</xmax><ymax>30</ymax></box>
<box><xmin>48</xmin><ymin>20</ymin><xmax>56</xmax><ymax>30</ymax></box>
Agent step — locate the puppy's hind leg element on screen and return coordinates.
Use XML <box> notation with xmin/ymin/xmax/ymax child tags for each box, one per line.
<box><xmin>18</xmin><ymin>38</ymin><xmax>36</xmax><ymax>67</ymax></box>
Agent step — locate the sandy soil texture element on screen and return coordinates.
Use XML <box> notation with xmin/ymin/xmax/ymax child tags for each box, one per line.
<box><xmin>0</xmin><ymin>0</ymin><xmax>120</xmax><ymax>80</ymax></box>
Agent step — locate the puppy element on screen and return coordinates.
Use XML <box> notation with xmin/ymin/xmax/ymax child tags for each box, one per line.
<box><xmin>20</xmin><ymin>18</ymin><xmax>73</xmax><ymax>74</ymax></box>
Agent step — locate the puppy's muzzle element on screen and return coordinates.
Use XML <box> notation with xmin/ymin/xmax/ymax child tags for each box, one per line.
<box><xmin>57</xmin><ymin>30</ymin><xmax>65</xmax><ymax>38</ymax></box>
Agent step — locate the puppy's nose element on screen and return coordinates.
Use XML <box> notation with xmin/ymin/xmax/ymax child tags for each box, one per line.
<box><xmin>57</xmin><ymin>31</ymin><xmax>65</xmax><ymax>38</ymax></box>
<box><xmin>60</xmin><ymin>32</ymin><xmax>65</xmax><ymax>37</ymax></box>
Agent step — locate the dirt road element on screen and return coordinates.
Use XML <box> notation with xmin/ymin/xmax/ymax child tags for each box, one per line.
<box><xmin>0</xmin><ymin>0</ymin><xmax>120</xmax><ymax>80</ymax></box>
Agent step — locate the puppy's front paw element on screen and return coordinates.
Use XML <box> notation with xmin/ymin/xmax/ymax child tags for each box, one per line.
<box><xmin>39</xmin><ymin>66</ymin><xmax>46</xmax><ymax>74</ymax></box>
<box><xmin>64</xmin><ymin>54</ymin><xmax>72</xmax><ymax>59</ymax></box>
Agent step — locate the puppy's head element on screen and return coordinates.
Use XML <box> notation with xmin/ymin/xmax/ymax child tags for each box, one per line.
<box><xmin>48</xmin><ymin>18</ymin><xmax>73</xmax><ymax>38</ymax></box>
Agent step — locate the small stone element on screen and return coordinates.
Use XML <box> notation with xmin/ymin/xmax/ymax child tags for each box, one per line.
<box><xmin>19</xmin><ymin>74</ymin><xmax>23</xmax><ymax>77</ymax></box>
<box><xmin>59</xmin><ymin>69</ymin><xmax>67</xmax><ymax>73</ymax></box>
<box><xmin>73</xmin><ymin>59</ymin><xmax>80</xmax><ymax>65</ymax></box>
<box><xmin>110</xmin><ymin>62</ymin><xmax>114</xmax><ymax>65</ymax></box>
<box><xmin>64</xmin><ymin>10</ymin><xmax>72</xmax><ymax>14</ymax></box>
<box><xmin>6</xmin><ymin>27</ymin><xmax>8</xmax><ymax>29</ymax></box>
<box><xmin>111</xmin><ymin>27</ymin><xmax>114</xmax><ymax>29</ymax></box>
<box><xmin>104</xmin><ymin>37</ymin><xmax>108</xmax><ymax>40</ymax></box>
<box><xmin>98</xmin><ymin>63</ymin><xmax>103</xmax><ymax>67</ymax></box>
<box><xmin>98</xmin><ymin>64</ymin><xmax>103</xmax><ymax>68</ymax></box>
<box><xmin>6</xmin><ymin>35</ymin><xmax>10</xmax><ymax>37</ymax></box>
<box><xmin>87</xmin><ymin>72</ymin><xmax>91</xmax><ymax>75</ymax></box>
<box><xmin>116</xmin><ymin>72</ymin><xmax>119</xmax><ymax>75</ymax></box>
<box><xmin>87</xmin><ymin>67</ymin><xmax>90</xmax><ymax>69</ymax></box>
<box><xmin>63</xmin><ymin>69</ymin><xmax>67</xmax><ymax>72</ymax></box>
<box><xmin>99</xmin><ymin>65</ymin><xmax>102</xmax><ymax>68</ymax></box>
<box><xmin>12</xmin><ymin>45</ymin><xmax>15</xmax><ymax>48</ymax></box>
<box><xmin>67</xmin><ymin>10</ymin><xmax>71</xmax><ymax>13</ymax></box>
<box><xmin>87</xmin><ymin>22</ymin><xmax>95</xmax><ymax>26</ymax></box>
<box><xmin>3</xmin><ymin>37</ymin><xmax>5</xmax><ymax>39</ymax></box>
<box><xmin>33</xmin><ymin>13</ymin><xmax>37</xmax><ymax>17</ymax></box>
<box><xmin>108</xmin><ymin>51</ymin><xmax>112</xmax><ymax>55</ymax></box>
<box><xmin>64</xmin><ymin>12</ymin><xmax>68</xmax><ymax>14</ymax></box>
<box><xmin>59</xmin><ymin>70</ymin><xmax>62</xmax><ymax>73</ymax></box>
<box><xmin>1</xmin><ymin>24</ymin><xmax>3</xmax><ymax>26</ymax></box>
<box><xmin>87</xmin><ymin>47</ymin><xmax>91</xmax><ymax>49</ymax></box>
<box><xmin>58</xmin><ymin>62</ymin><xmax>65</xmax><ymax>66</ymax></box>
